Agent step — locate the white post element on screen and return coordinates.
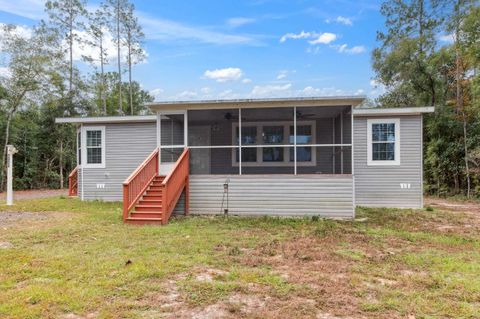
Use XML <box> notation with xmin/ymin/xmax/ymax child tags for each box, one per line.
<box><xmin>6</xmin><ymin>145</ymin><xmax>18</xmax><ymax>206</ymax></box>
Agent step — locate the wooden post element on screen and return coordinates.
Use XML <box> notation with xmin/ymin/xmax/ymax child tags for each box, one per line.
<box><xmin>122</xmin><ymin>184</ymin><xmax>129</xmax><ymax>222</ymax></box>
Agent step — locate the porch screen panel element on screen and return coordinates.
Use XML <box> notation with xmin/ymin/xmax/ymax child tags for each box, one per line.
<box><xmin>188</xmin><ymin>109</ymin><xmax>239</xmax><ymax>175</ymax></box>
<box><xmin>295</xmin><ymin>106</ymin><xmax>352</xmax><ymax>175</ymax></box>
<box><xmin>160</xmin><ymin>147</ymin><xmax>183</xmax><ymax>163</ymax></box>
<box><xmin>240</xmin><ymin>107</ymin><xmax>294</xmax><ymax>175</ymax></box>
<box><xmin>161</xmin><ymin>114</ymin><xmax>184</xmax><ymax>146</ymax></box>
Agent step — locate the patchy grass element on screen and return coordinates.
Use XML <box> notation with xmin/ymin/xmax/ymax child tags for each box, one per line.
<box><xmin>0</xmin><ymin>197</ymin><xmax>479</xmax><ymax>318</ymax></box>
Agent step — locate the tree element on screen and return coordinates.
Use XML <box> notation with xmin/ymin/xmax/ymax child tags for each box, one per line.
<box><xmin>45</xmin><ymin>0</ymin><xmax>87</xmax><ymax>110</ymax></box>
<box><xmin>100</xmin><ymin>72</ymin><xmax>153</xmax><ymax>115</ymax></box>
<box><xmin>446</xmin><ymin>0</ymin><xmax>479</xmax><ymax>197</ymax></box>
<box><xmin>106</xmin><ymin>0</ymin><xmax>128</xmax><ymax>115</ymax></box>
<box><xmin>374</xmin><ymin>0</ymin><xmax>480</xmax><ymax>197</ymax></box>
<box><xmin>0</xmin><ymin>25</ymin><xmax>57</xmax><ymax>191</ymax></box>
<box><xmin>122</xmin><ymin>2</ymin><xmax>145</xmax><ymax>115</ymax></box>
<box><xmin>84</xmin><ymin>4</ymin><xmax>110</xmax><ymax>115</ymax></box>
<box><xmin>372</xmin><ymin>0</ymin><xmax>442</xmax><ymax>107</ymax></box>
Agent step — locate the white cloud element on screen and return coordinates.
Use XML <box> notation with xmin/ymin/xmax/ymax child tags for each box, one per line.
<box><xmin>203</xmin><ymin>67</ymin><xmax>243</xmax><ymax>82</ymax></box>
<box><xmin>280</xmin><ymin>31</ymin><xmax>314</xmax><ymax>43</ymax></box>
<box><xmin>140</xmin><ymin>14</ymin><xmax>259</xmax><ymax>45</ymax></box>
<box><xmin>172</xmin><ymin>90</ymin><xmax>198</xmax><ymax>100</ymax></box>
<box><xmin>250</xmin><ymin>83</ymin><xmax>292</xmax><ymax>97</ymax></box>
<box><xmin>326</xmin><ymin>16</ymin><xmax>353</xmax><ymax>26</ymax></box>
<box><xmin>0</xmin><ymin>23</ymin><xmax>32</xmax><ymax>40</ymax></box>
<box><xmin>369</xmin><ymin>79</ymin><xmax>386</xmax><ymax>97</ymax></box>
<box><xmin>309</xmin><ymin>32</ymin><xmax>337</xmax><ymax>45</ymax></box>
<box><xmin>298</xmin><ymin>86</ymin><xmax>346</xmax><ymax>97</ymax></box>
<box><xmin>0</xmin><ymin>66</ymin><xmax>11</xmax><ymax>78</ymax></box>
<box><xmin>336</xmin><ymin>44</ymin><xmax>366</xmax><ymax>54</ymax></box>
<box><xmin>355</xmin><ymin>89</ymin><xmax>365</xmax><ymax>95</ymax></box>
<box><xmin>150</xmin><ymin>88</ymin><xmax>164</xmax><ymax>100</ymax></box>
<box><xmin>439</xmin><ymin>34</ymin><xmax>454</xmax><ymax>43</ymax></box>
<box><xmin>276</xmin><ymin>70</ymin><xmax>288</xmax><ymax>80</ymax></box>
<box><xmin>0</xmin><ymin>0</ymin><xmax>45</xmax><ymax>20</ymax></box>
<box><xmin>200</xmin><ymin>87</ymin><xmax>212</xmax><ymax>94</ymax></box>
<box><xmin>242</xmin><ymin>78</ymin><xmax>252</xmax><ymax>84</ymax></box>
<box><xmin>226</xmin><ymin>17</ymin><xmax>256</xmax><ymax>28</ymax></box>
<box><xmin>70</xmin><ymin>28</ymin><xmax>147</xmax><ymax>64</ymax></box>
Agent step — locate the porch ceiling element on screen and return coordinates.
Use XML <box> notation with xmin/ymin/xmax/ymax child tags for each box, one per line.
<box><xmin>147</xmin><ymin>96</ymin><xmax>365</xmax><ymax>111</ymax></box>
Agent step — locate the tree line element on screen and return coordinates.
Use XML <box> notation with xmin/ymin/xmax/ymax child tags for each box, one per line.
<box><xmin>0</xmin><ymin>0</ymin><xmax>153</xmax><ymax>191</ymax></box>
<box><xmin>372</xmin><ymin>0</ymin><xmax>479</xmax><ymax>198</ymax></box>
<box><xmin>0</xmin><ymin>0</ymin><xmax>479</xmax><ymax>199</ymax></box>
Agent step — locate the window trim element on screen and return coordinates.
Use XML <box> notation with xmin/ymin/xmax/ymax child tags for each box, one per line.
<box><xmin>367</xmin><ymin>118</ymin><xmax>400</xmax><ymax>166</ymax></box>
<box><xmin>76</xmin><ymin>127</ymin><xmax>82</xmax><ymax>166</ymax></box>
<box><xmin>231</xmin><ymin>120</ymin><xmax>317</xmax><ymax>167</ymax></box>
<box><xmin>81</xmin><ymin>126</ymin><xmax>106</xmax><ymax>169</ymax></box>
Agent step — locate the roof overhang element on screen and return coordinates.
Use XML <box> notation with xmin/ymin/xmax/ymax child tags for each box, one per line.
<box><xmin>147</xmin><ymin>96</ymin><xmax>366</xmax><ymax>111</ymax></box>
<box><xmin>55</xmin><ymin>115</ymin><xmax>157</xmax><ymax>124</ymax></box>
<box><xmin>353</xmin><ymin>106</ymin><xmax>434</xmax><ymax>116</ymax></box>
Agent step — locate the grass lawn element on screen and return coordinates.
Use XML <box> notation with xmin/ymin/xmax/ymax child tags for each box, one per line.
<box><xmin>0</xmin><ymin>197</ymin><xmax>479</xmax><ymax>318</ymax></box>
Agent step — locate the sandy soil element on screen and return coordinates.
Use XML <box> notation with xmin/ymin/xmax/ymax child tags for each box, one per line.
<box><xmin>0</xmin><ymin>189</ymin><xmax>67</xmax><ymax>201</ymax></box>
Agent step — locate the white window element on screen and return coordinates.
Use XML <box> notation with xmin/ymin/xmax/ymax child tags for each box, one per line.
<box><xmin>232</xmin><ymin>121</ymin><xmax>316</xmax><ymax>166</ymax></box>
<box><xmin>367</xmin><ymin>118</ymin><xmax>400</xmax><ymax>166</ymax></box>
<box><xmin>82</xmin><ymin>126</ymin><xmax>106</xmax><ymax>168</ymax></box>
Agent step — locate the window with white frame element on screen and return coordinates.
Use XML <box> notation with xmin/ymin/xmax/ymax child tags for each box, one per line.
<box><xmin>82</xmin><ymin>126</ymin><xmax>106</xmax><ymax>168</ymax></box>
<box><xmin>232</xmin><ymin>121</ymin><xmax>316</xmax><ymax>166</ymax></box>
<box><xmin>367</xmin><ymin>118</ymin><xmax>400</xmax><ymax>165</ymax></box>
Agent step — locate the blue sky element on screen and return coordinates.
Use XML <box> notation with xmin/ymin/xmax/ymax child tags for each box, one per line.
<box><xmin>0</xmin><ymin>0</ymin><xmax>387</xmax><ymax>101</ymax></box>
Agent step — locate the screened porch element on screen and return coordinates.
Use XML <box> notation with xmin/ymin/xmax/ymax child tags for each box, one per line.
<box><xmin>158</xmin><ymin>104</ymin><xmax>352</xmax><ymax>176</ymax></box>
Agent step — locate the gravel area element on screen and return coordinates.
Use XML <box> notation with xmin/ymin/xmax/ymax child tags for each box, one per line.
<box><xmin>0</xmin><ymin>189</ymin><xmax>67</xmax><ymax>201</ymax></box>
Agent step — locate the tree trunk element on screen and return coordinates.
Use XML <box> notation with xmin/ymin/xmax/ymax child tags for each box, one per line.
<box><xmin>0</xmin><ymin>110</ymin><xmax>14</xmax><ymax>192</ymax></box>
<box><xmin>128</xmin><ymin>35</ymin><xmax>133</xmax><ymax>115</ymax></box>
<box><xmin>462</xmin><ymin>111</ymin><xmax>471</xmax><ymax>198</ymax></box>
<box><xmin>100</xmin><ymin>36</ymin><xmax>107</xmax><ymax>115</ymax></box>
<box><xmin>69</xmin><ymin>1</ymin><xmax>74</xmax><ymax>110</ymax></box>
<box><xmin>454</xmin><ymin>1</ymin><xmax>470</xmax><ymax>198</ymax></box>
<box><xmin>116</xmin><ymin>0</ymin><xmax>122</xmax><ymax>115</ymax></box>
<box><xmin>59</xmin><ymin>140</ymin><xmax>64</xmax><ymax>189</ymax></box>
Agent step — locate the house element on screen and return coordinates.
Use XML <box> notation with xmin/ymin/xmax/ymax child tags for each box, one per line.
<box><xmin>56</xmin><ymin>96</ymin><xmax>434</xmax><ymax>225</ymax></box>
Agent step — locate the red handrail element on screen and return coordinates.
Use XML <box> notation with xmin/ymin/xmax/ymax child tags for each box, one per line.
<box><xmin>123</xmin><ymin>148</ymin><xmax>159</xmax><ymax>221</ymax></box>
<box><xmin>68</xmin><ymin>166</ymin><xmax>79</xmax><ymax>196</ymax></box>
<box><xmin>161</xmin><ymin>149</ymin><xmax>189</xmax><ymax>224</ymax></box>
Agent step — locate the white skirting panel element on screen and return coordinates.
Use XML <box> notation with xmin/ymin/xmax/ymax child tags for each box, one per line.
<box><xmin>189</xmin><ymin>175</ymin><xmax>354</xmax><ymax>218</ymax></box>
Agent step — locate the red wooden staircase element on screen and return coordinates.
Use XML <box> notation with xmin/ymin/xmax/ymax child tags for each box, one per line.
<box><xmin>122</xmin><ymin>149</ymin><xmax>189</xmax><ymax>225</ymax></box>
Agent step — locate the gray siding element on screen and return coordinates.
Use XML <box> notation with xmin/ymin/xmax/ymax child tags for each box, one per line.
<box><xmin>353</xmin><ymin>115</ymin><xmax>423</xmax><ymax>208</ymax></box>
<box><xmin>80</xmin><ymin>122</ymin><xmax>157</xmax><ymax>201</ymax></box>
<box><xmin>189</xmin><ymin>175</ymin><xmax>354</xmax><ymax>218</ymax></box>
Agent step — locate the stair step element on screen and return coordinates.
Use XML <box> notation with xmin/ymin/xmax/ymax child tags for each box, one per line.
<box><xmin>149</xmin><ymin>186</ymin><xmax>163</xmax><ymax>191</ymax></box>
<box><xmin>145</xmin><ymin>190</ymin><xmax>162</xmax><ymax>196</ymax></box>
<box><xmin>126</xmin><ymin>217</ymin><xmax>163</xmax><ymax>225</ymax></box>
<box><xmin>143</xmin><ymin>195</ymin><xmax>162</xmax><ymax>200</ymax></box>
<box><xmin>136</xmin><ymin>204</ymin><xmax>162</xmax><ymax>212</ymax></box>
<box><xmin>139</xmin><ymin>199</ymin><xmax>162</xmax><ymax>205</ymax></box>
<box><xmin>131</xmin><ymin>211</ymin><xmax>163</xmax><ymax>219</ymax></box>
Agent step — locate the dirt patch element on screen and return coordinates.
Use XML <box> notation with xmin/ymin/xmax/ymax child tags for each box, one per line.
<box><xmin>0</xmin><ymin>211</ymin><xmax>73</xmax><ymax>228</ymax></box>
<box><xmin>0</xmin><ymin>189</ymin><xmax>67</xmax><ymax>201</ymax></box>
<box><xmin>0</xmin><ymin>241</ymin><xmax>13</xmax><ymax>249</ymax></box>
<box><xmin>425</xmin><ymin>197</ymin><xmax>480</xmax><ymax>217</ymax></box>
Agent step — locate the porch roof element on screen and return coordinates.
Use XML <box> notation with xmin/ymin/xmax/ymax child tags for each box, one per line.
<box><xmin>147</xmin><ymin>96</ymin><xmax>366</xmax><ymax>111</ymax></box>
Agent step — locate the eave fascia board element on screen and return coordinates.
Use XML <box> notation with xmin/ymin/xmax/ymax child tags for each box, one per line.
<box><xmin>55</xmin><ymin>115</ymin><xmax>157</xmax><ymax>124</ymax></box>
<box><xmin>353</xmin><ymin>106</ymin><xmax>434</xmax><ymax>116</ymax></box>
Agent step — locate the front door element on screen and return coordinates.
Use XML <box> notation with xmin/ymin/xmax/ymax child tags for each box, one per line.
<box><xmin>157</xmin><ymin>111</ymin><xmax>187</xmax><ymax>175</ymax></box>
